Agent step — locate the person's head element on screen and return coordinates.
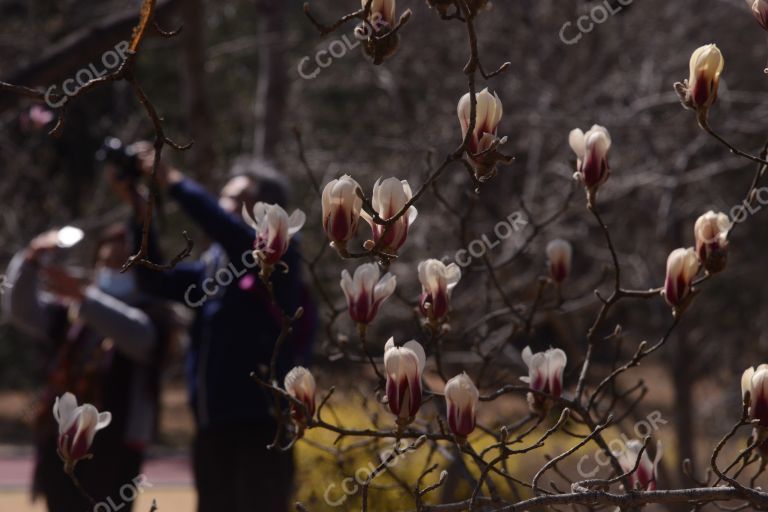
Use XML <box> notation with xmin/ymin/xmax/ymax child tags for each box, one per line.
<box><xmin>219</xmin><ymin>157</ymin><xmax>289</xmax><ymax>215</ymax></box>
<box><xmin>92</xmin><ymin>224</ymin><xmax>136</xmax><ymax>299</ymax></box>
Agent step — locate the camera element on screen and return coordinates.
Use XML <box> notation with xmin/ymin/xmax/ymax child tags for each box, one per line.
<box><xmin>95</xmin><ymin>136</ymin><xmax>140</xmax><ymax>182</ymax></box>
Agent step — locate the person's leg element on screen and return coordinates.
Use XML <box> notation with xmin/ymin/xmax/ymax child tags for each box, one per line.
<box><xmin>235</xmin><ymin>423</ymin><xmax>294</xmax><ymax>512</ymax></box>
<box><xmin>194</xmin><ymin>428</ymin><xmax>238</xmax><ymax>512</ymax></box>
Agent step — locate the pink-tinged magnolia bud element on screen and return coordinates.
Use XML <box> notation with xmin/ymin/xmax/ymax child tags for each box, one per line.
<box><xmin>748</xmin><ymin>0</ymin><xmax>768</xmax><ymax>30</ymax></box>
<box><xmin>457</xmin><ymin>88</ymin><xmax>511</xmax><ymax>179</ymax></box>
<box><xmin>284</xmin><ymin>366</ymin><xmax>316</xmax><ymax>423</ymax></box>
<box><xmin>362</xmin><ymin>178</ymin><xmax>418</xmax><ymax>254</ymax></box>
<box><xmin>53</xmin><ymin>393</ymin><xmax>111</xmax><ymax>471</ymax></box>
<box><xmin>383</xmin><ymin>338</ymin><xmax>426</xmax><ymax>425</ymax></box>
<box><xmin>355</xmin><ymin>0</ymin><xmax>404</xmax><ymax>64</ymax></box>
<box><xmin>743</xmin><ymin>365</ymin><xmax>768</xmax><ymax>426</ymax></box>
<box><xmin>445</xmin><ymin>372</ymin><xmax>479</xmax><ymax>440</ymax></box>
<box><xmin>340</xmin><ymin>263</ymin><xmax>397</xmax><ymax>325</ymax></box>
<box><xmin>694</xmin><ymin>211</ymin><xmax>731</xmax><ymax>274</ymax></box>
<box><xmin>366</xmin><ymin>0</ymin><xmax>397</xmax><ymax>27</ymax></box>
<box><xmin>615</xmin><ymin>440</ymin><xmax>663</xmax><ymax>491</ymax></box>
<box><xmin>546</xmin><ymin>239</ymin><xmax>572</xmax><ymax>284</ymax></box>
<box><xmin>458</xmin><ymin>88</ymin><xmax>503</xmax><ymax>155</ymax></box>
<box><xmin>520</xmin><ymin>346</ymin><xmax>567</xmax><ymax>413</ymax></box>
<box><xmin>418</xmin><ymin>259</ymin><xmax>461</xmax><ymax>324</ymax></box>
<box><xmin>662</xmin><ymin>248</ymin><xmax>700</xmax><ymax>310</ymax></box>
<box><xmin>569</xmin><ymin>125</ymin><xmax>611</xmax><ymax>206</ymax></box>
<box><xmin>322</xmin><ymin>175</ymin><xmax>363</xmax><ymax>252</ymax></box>
<box><xmin>243</xmin><ymin>202</ymin><xmax>306</xmax><ymax>269</ymax></box>
<box><xmin>675</xmin><ymin>44</ymin><xmax>724</xmax><ymax>119</ymax></box>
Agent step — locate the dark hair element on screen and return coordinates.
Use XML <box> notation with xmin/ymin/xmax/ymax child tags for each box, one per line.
<box><xmin>228</xmin><ymin>157</ymin><xmax>289</xmax><ymax>207</ymax></box>
<box><xmin>91</xmin><ymin>223</ymin><xmax>129</xmax><ymax>265</ymax></box>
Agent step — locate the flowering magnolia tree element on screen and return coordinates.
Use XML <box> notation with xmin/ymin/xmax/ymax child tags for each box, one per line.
<box><xmin>9</xmin><ymin>0</ymin><xmax>768</xmax><ymax>511</ymax></box>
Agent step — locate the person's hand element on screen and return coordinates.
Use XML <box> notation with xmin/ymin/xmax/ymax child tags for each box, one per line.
<box><xmin>26</xmin><ymin>230</ymin><xmax>59</xmax><ymax>263</ymax></box>
<box><xmin>41</xmin><ymin>266</ymin><xmax>85</xmax><ymax>302</ymax></box>
<box><xmin>135</xmin><ymin>141</ymin><xmax>183</xmax><ymax>191</ymax></box>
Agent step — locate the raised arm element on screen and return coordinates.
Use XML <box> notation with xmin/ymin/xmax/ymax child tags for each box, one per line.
<box><xmin>1</xmin><ymin>233</ymin><xmax>61</xmax><ymax>341</ymax></box>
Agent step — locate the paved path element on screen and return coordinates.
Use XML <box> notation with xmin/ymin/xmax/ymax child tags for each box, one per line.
<box><xmin>0</xmin><ymin>449</ymin><xmax>195</xmax><ymax>511</ymax></box>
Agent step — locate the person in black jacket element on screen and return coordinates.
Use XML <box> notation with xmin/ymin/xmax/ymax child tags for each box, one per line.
<box><xmin>113</xmin><ymin>150</ymin><xmax>316</xmax><ymax>512</ymax></box>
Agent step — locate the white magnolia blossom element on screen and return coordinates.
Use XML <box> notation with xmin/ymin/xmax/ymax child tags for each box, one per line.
<box><xmin>685</xmin><ymin>44</ymin><xmax>724</xmax><ymax>112</ymax></box>
<box><xmin>362</xmin><ymin>178</ymin><xmax>418</xmax><ymax>254</ymax></box>
<box><xmin>445</xmin><ymin>372</ymin><xmax>479</xmax><ymax>439</ymax></box>
<box><xmin>742</xmin><ymin>365</ymin><xmax>768</xmax><ymax>426</ymax></box>
<box><xmin>615</xmin><ymin>440</ymin><xmax>663</xmax><ymax>491</ymax></box>
<box><xmin>322</xmin><ymin>175</ymin><xmax>363</xmax><ymax>248</ymax></box>
<box><xmin>243</xmin><ymin>202</ymin><xmax>306</xmax><ymax>266</ymax></box>
<box><xmin>284</xmin><ymin>366</ymin><xmax>317</xmax><ymax>421</ymax></box>
<box><xmin>53</xmin><ymin>392</ymin><xmax>111</xmax><ymax>469</ymax></box>
<box><xmin>747</xmin><ymin>0</ymin><xmax>768</xmax><ymax>30</ymax></box>
<box><xmin>340</xmin><ymin>263</ymin><xmax>397</xmax><ymax>325</ymax></box>
<box><xmin>384</xmin><ymin>338</ymin><xmax>426</xmax><ymax>422</ymax></box>
<box><xmin>663</xmin><ymin>247</ymin><xmax>700</xmax><ymax>309</ymax></box>
<box><xmin>520</xmin><ymin>346</ymin><xmax>567</xmax><ymax>413</ymax></box>
<box><xmin>365</xmin><ymin>0</ymin><xmax>397</xmax><ymax>27</ymax></box>
<box><xmin>569</xmin><ymin>125</ymin><xmax>611</xmax><ymax>198</ymax></box>
<box><xmin>694</xmin><ymin>211</ymin><xmax>731</xmax><ymax>274</ymax></box>
<box><xmin>457</xmin><ymin>88</ymin><xmax>504</xmax><ymax>157</ymax></box>
<box><xmin>418</xmin><ymin>259</ymin><xmax>461</xmax><ymax>322</ymax></box>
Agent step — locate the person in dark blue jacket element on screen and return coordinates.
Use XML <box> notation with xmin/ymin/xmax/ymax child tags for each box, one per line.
<box><xmin>111</xmin><ymin>153</ymin><xmax>316</xmax><ymax>512</ymax></box>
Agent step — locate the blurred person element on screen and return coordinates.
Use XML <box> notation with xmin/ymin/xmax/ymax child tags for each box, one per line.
<box><xmin>115</xmin><ymin>149</ymin><xmax>317</xmax><ymax>512</ymax></box>
<box><xmin>1</xmin><ymin>224</ymin><xmax>173</xmax><ymax>512</ymax></box>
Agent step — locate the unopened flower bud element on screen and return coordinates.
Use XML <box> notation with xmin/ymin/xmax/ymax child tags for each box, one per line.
<box><xmin>675</xmin><ymin>44</ymin><xmax>724</xmax><ymax>120</ymax></box>
<box><xmin>694</xmin><ymin>211</ymin><xmax>731</xmax><ymax>274</ymax></box>
<box><xmin>384</xmin><ymin>338</ymin><xmax>426</xmax><ymax>425</ymax></box>
<box><xmin>445</xmin><ymin>372</ymin><xmax>479</xmax><ymax>440</ymax></box>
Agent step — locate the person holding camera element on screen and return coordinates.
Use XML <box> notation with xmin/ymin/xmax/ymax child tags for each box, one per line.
<box><xmin>114</xmin><ymin>145</ymin><xmax>316</xmax><ymax>512</ymax></box>
<box><xmin>1</xmin><ymin>223</ymin><xmax>173</xmax><ymax>512</ymax></box>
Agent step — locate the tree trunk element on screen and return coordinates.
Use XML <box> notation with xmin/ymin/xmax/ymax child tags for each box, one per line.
<box><xmin>180</xmin><ymin>0</ymin><xmax>215</xmax><ymax>179</ymax></box>
<box><xmin>252</xmin><ymin>0</ymin><xmax>287</xmax><ymax>161</ymax></box>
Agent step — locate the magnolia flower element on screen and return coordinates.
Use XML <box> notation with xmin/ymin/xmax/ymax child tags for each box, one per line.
<box><xmin>748</xmin><ymin>0</ymin><xmax>768</xmax><ymax>30</ymax></box>
<box><xmin>243</xmin><ymin>202</ymin><xmax>306</xmax><ymax>269</ymax></box>
<box><xmin>457</xmin><ymin>88</ymin><xmax>510</xmax><ymax>178</ymax></box>
<box><xmin>445</xmin><ymin>373</ymin><xmax>479</xmax><ymax>439</ymax></box>
<box><xmin>569</xmin><ymin>125</ymin><xmax>611</xmax><ymax>205</ymax></box>
<box><xmin>340</xmin><ymin>263</ymin><xmax>397</xmax><ymax>325</ymax></box>
<box><xmin>742</xmin><ymin>365</ymin><xmax>768</xmax><ymax>426</ymax></box>
<box><xmin>615</xmin><ymin>440</ymin><xmax>663</xmax><ymax>491</ymax></box>
<box><xmin>675</xmin><ymin>44</ymin><xmax>724</xmax><ymax>118</ymax></box>
<box><xmin>322</xmin><ymin>175</ymin><xmax>363</xmax><ymax>252</ymax></box>
<box><xmin>546</xmin><ymin>239</ymin><xmax>572</xmax><ymax>284</ymax></box>
<box><xmin>362</xmin><ymin>178</ymin><xmax>418</xmax><ymax>254</ymax></box>
<box><xmin>662</xmin><ymin>248</ymin><xmax>700</xmax><ymax>310</ymax></box>
<box><xmin>694</xmin><ymin>211</ymin><xmax>731</xmax><ymax>274</ymax></box>
<box><xmin>285</xmin><ymin>366</ymin><xmax>317</xmax><ymax>423</ymax></box>
<box><xmin>365</xmin><ymin>0</ymin><xmax>396</xmax><ymax>27</ymax></box>
<box><xmin>53</xmin><ymin>393</ymin><xmax>111</xmax><ymax>471</ymax></box>
<box><xmin>418</xmin><ymin>259</ymin><xmax>461</xmax><ymax>323</ymax></box>
<box><xmin>520</xmin><ymin>346</ymin><xmax>567</xmax><ymax>413</ymax></box>
<box><xmin>355</xmin><ymin>0</ymin><xmax>405</xmax><ymax>64</ymax></box>
<box><xmin>383</xmin><ymin>338</ymin><xmax>426</xmax><ymax>425</ymax></box>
